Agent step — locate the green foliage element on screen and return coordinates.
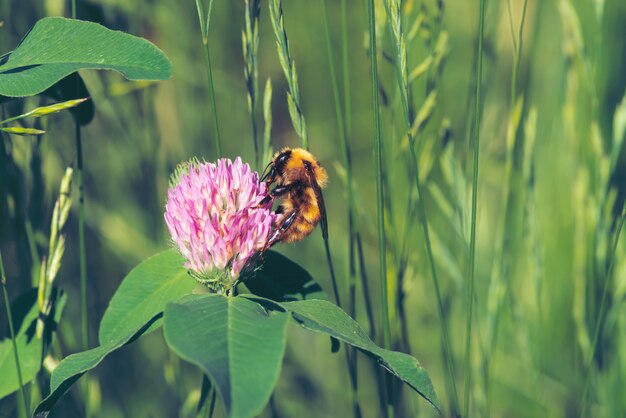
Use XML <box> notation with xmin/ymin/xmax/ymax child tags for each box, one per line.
<box><xmin>98</xmin><ymin>249</ymin><xmax>194</xmax><ymax>345</ymax></box>
<box><xmin>164</xmin><ymin>294</ymin><xmax>289</xmax><ymax>418</ymax></box>
<box><xmin>0</xmin><ymin>288</ymin><xmax>66</xmax><ymax>399</ymax></box>
<box><xmin>34</xmin><ymin>313</ymin><xmax>162</xmax><ymax>417</ymax></box>
<box><xmin>283</xmin><ymin>299</ymin><xmax>440</xmax><ymax>412</ymax></box>
<box><xmin>0</xmin><ymin>17</ymin><xmax>172</xmax><ymax>97</ymax></box>
<box><xmin>29</xmin><ymin>245</ymin><xmax>437</xmax><ymax>417</ymax></box>
<box><xmin>3</xmin><ymin>0</ymin><xmax>626</xmax><ymax>417</ymax></box>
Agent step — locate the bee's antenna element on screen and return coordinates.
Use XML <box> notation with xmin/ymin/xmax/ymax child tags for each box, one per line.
<box><xmin>260</xmin><ymin>161</ymin><xmax>274</xmax><ymax>182</ymax></box>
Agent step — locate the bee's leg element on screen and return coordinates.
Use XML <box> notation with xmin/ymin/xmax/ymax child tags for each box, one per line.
<box><xmin>263</xmin><ymin>210</ymin><xmax>298</xmax><ymax>250</ymax></box>
<box><xmin>255</xmin><ymin>194</ymin><xmax>273</xmax><ymax>207</ymax></box>
<box><xmin>270</xmin><ymin>185</ymin><xmax>292</xmax><ymax>197</ymax></box>
<box><xmin>254</xmin><ymin>184</ymin><xmax>294</xmax><ymax>208</ymax></box>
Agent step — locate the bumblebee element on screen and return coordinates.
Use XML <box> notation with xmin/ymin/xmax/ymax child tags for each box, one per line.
<box><xmin>259</xmin><ymin>147</ymin><xmax>329</xmax><ymax>248</ymax></box>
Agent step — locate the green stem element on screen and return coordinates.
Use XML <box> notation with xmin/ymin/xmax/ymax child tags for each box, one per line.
<box><xmin>1</xmin><ymin>252</ymin><xmax>30</xmax><ymax>418</ymax></box>
<box><xmin>71</xmin><ymin>4</ymin><xmax>90</xmax><ymax>418</ymax></box>
<box><xmin>320</xmin><ymin>2</ymin><xmax>361</xmax><ymax>415</ymax></box>
<box><xmin>75</xmin><ymin>123</ymin><xmax>88</xmax><ymax>351</ymax></box>
<box><xmin>366</xmin><ymin>0</ymin><xmax>389</xmax><ymax>355</ymax></box>
<box><xmin>411</xmin><ymin>143</ymin><xmax>460</xmax><ymax>415</ymax></box>
<box><xmin>203</xmin><ymin>43</ymin><xmax>222</xmax><ymax>157</ymax></box>
<box><xmin>366</xmin><ymin>1</ymin><xmax>393</xmax><ymax>417</ymax></box>
<box><xmin>382</xmin><ymin>0</ymin><xmax>460</xmax><ymax>413</ymax></box>
<box><xmin>484</xmin><ymin>1</ymin><xmax>528</xmax><ymax>415</ymax></box>
<box><xmin>341</xmin><ymin>0</ymin><xmax>351</xmax><ymax>139</ymax></box>
<box><xmin>463</xmin><ymin>0</ymin><xmax>487</xmax><ymax>416</ymax></box>
<box><xmin>580</xmin><ymin>204</ymin><xmax>626</xmax><ymax>414</ymax></box>
<box><xmin>356</xmin><ymin>232</ymin><xmax>376</xmax><ymax>339</ymax></box>
<box><xmin>195</xmin><ymin>0</ymin><xmax>222</xmax><ymax>157</ymax></box>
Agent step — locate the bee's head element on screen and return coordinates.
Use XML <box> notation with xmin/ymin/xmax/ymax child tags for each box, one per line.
<box><xmin>261</xmin><ymin>148</ymin><xmax>292</xmax><ymax>183</ymax></box>
<box><xmin>273</xmin><ymin>148</ymin><xmax>293</xmax><ymax>176</ymax></box>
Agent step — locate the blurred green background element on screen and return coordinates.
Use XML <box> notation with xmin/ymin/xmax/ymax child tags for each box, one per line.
<box><xmin>1</xmin><ymin>0</ymin><xmax>626</xmax><ymax>417</ymax></box>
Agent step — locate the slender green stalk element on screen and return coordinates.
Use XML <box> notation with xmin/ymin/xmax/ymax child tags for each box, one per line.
<box><xmin>382</xmin><ymin>0</ymin><xmax>460</xmax><ymax>413</ymax></box>
<box><xmin>69</xmin><ymin>0</ymin><xmax>88</xmax><ymax>355</ymax></box>
<box><xmin>262</xmin><ymin>78</ymin><xmax>274</xmax><ymax>164</ymax></box>
<box><xmin>341</xmin><ymin>0</ymin><xmax>351</xmax><ymax>139</ymax></box>
<box><xmin>75</xmin><ymin>123</ymin><xmax>88</xmax><ymax>351</ymax></box>
<box><xmin>320</xmin><ymin>2</ymin><xmax>361</xmax><ymax>415</ymax></box>
<box><xmin>366</xmin><ymin>1</ymin><xmax>393</xmax><ymax>417</ymax></box>
<box><xmin>367</xmin><ymin>0</ymin><xmax>389</xmax><ymax>355</ymax></box>
<box><xmin>580</xmin><ymin>204</ymin><xmax>626</xmax><ymax>414</ymax></box>
<box><xmin>1</xmin><ymin>252</ymin><xmax>30</xmax><ymax>418</ymax></box>
<box><xmin>243</xmin><ymin>0</ymin><xmax>261</xmax><ymax>168</ymax></box>
<box><xmin>320</xmin><ymin>0</ymin><xmax>350</xmax><ymax>304</ymax></box>
<box><xmin>203</xmin><ymin>38</ymin><xmax>222</xmax><ymax>157</ymax></box>
<box><xmin>70</xmin><ymin>5</ymin><xmax>90</xmax><ymax>418</ymax></box>
<box><xmin>195</xmin><ymin>0</ymin><xmax>222</xmax><ymax>157</ymax></box>
<box><xmin>484</xmin><ymin>1</ymin><xmax>528</xmax><ymax>415</ymax></box>
<box><xmin>510</xmin><ymin>0</ymin><xmax>529</xmax><ymax>106</ymax></box>
<box><xmin>463</xmin><ymin>0</ymin><xmax>487</xmax><ymax>416</ymax></box>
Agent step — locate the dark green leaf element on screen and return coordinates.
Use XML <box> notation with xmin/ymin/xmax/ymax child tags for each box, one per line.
<box><xmin>164</xmin><ymin>294</ymin><xmax>289</xmax><ymax>418</ymax></box>
<box><xmin>282</xmin><ymin>299</ymin><xmax>440</xmax><ymax>412</ymax></box>
<box><xmin>0</xmin><ymin>288</ymin><xmax>66</xmax><ymax>399</ymax></box>
<box><xmin>243</xmin><ymin>250</ymin><xmax>326</xmax><ymax>301</ymax></box>
<box><xmin>0</xmin><ymin>17</ymin><xmax>172</xmax><ymax>97</ymax></box>
<box><xmin>98</xmin><ymin>249</ymin><xmax>195</xmax><ymax>345</ymax></box>
<box><xmin>33</xmin><ymin>313</ymin><xmax>161</xmax><ymax>417</ymax></box>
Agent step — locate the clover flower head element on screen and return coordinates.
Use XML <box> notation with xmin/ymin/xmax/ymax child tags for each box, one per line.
<box><xmin>164</xmin><ymin>157</ymin><xmax>276</xmax><ymax>293</ymax></box>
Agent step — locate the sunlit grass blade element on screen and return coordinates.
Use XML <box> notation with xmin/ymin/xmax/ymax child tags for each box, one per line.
<box><xmin>463</xmin><ymin>0</ymin><xmax>487</xmax><ymax>415</ymax></box>
<box><xmin>262</xmin><ymin>77</ymin><xmax>274</xmax><ymax>164</ymax></box>
<box><xmin>0</xmin><ymin>98</ymin><xmax>89</xmax><ymax>125</ymax></box>
<box><xmin>320</xmin><ymin>0</ymin><xmax>361</xmax><ymax>414</ymax></box>
<box><xmin>580</xmin><ymin>204</ymin><xmax>626</xmax><ymax>413</ymax></box>
<box><xmin>366</xmin><ymin>0</ymin><xmax>393</xmax><ymax>416</ymax></box>
<box><xmin>269</xmin><ymin>0</ymin><xmax>307</xmax><ymax>149</ymax></box>
<box><xmin>0</xmin><ymin>126</ymin><xmax>46</xmax><ymax>136</ymax></box>
<box><xmin>382</xmin><ymin>0</ymin><xmax>459</xmax><ymax>413</ymax></box>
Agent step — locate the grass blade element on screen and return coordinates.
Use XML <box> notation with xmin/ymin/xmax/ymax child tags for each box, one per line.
<box><xmin>463</xmin><ymin>0</ymin><xmax>487</xmax><ymax>415</ymax></box>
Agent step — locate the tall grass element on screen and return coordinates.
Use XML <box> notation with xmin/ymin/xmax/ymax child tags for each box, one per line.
<box><xmin>242</xmin><ymin>0</ymin><xmax>261</xmax><ymax>169</ymax></box>
<box><xmin>380</xmin><ymin>1</ymin><xmax>460</xmax><ymax>415</ymax></box>
<box><xmin>3</xmin><ymin>1</ymin><xmax>626</xmax><ymax>417</ymax></box>
<box><xmin>483</xmin><ymin>1</ymin><xmax>529</xmax><ymax>415</ymax></box>
<box><xmin>194</xmin><ymin>0</ymin><xmax>222</xmax><ymax>157</ymax></box>
<box><xmin>69</xmin><ymin>0</ymin><xmax>89</xmax><ymax>355</ymax></box>
<box><xmin>463</xmin><ymin>0</ymin><xmax>486</xmax><ymax>415</ymax></box>
<box><xmin>365</xmin><ymin>0</ymin><xmax>394</xmax><ymax>417</ymax></box>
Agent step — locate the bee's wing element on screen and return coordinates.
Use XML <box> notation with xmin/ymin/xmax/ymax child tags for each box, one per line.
<box><xmin>304</xmin><ymin>165</ymin><xmax>329</xmax><ymax>240</ymax></box>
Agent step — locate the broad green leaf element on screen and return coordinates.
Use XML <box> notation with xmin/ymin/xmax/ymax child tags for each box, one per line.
<box><xmin>98</xmin><ymin>249</ymin><xmax>195</xmax><ymax>345</ymax></box>
<box><xmin>0</xmin><ymin>288</ymin><xmax>66</xmax><ymax>399</ymax></box>
<box><xmin>0</xmin><ymin>17</ymin><xmax>172</xmax><ymax>97</ymax></box>
<box><xmin>164</xmin><ymin>294</ymin><xmax>289</xmax><ymax>418</ymax></box>
<box><xmin>33</xmin><ymin>313</ymin><xmax>161</xmax><ymax>417</ymax></box>
<box><xmin>282</xmin><ymin>299</ymin><xmax>441</xmax><ymax>412</ymax></box>
<box><xmin>243</xmin><ymin>250</ymin><xmax>326</xmax><ymax>301</ymax></box>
